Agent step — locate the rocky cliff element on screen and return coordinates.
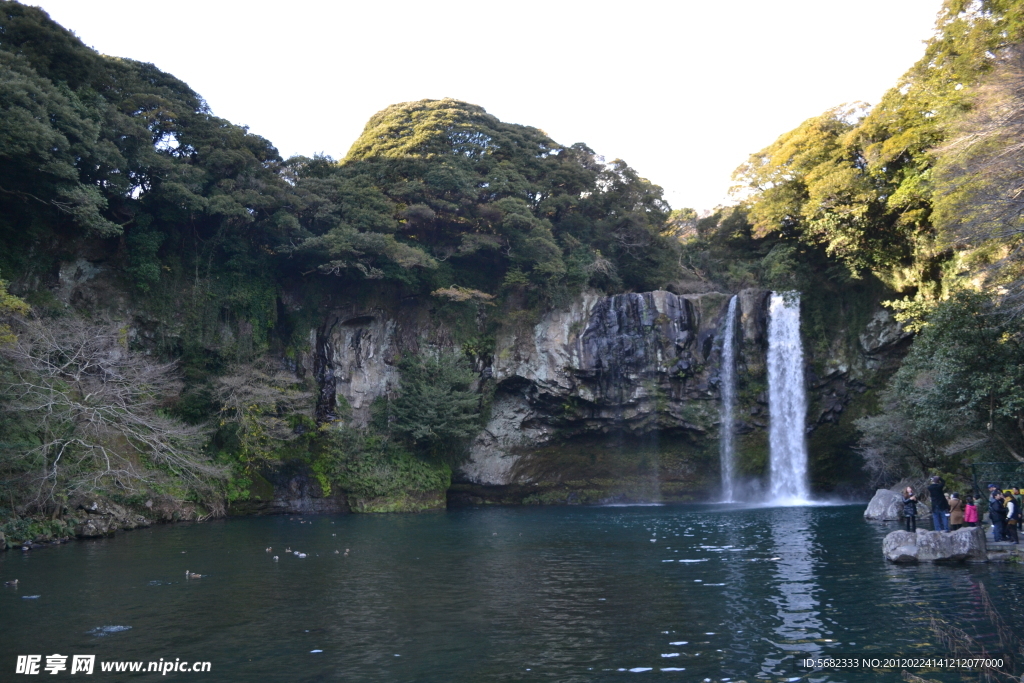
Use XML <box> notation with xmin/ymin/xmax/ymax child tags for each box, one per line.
<box><xmin>30</xmin><ymin>252</ymin><xmax>912</xmax><ymax>514</ymax></box>
<box><xmin>296</xmin><ymin>285</ymin><xmax>910</xmax><ymax>506</ymax></box>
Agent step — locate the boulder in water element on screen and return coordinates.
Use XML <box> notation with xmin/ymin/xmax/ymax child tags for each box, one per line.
<box><xmin>882</xmin><ymin>531</ymin><xmax>918</xmax><ymax>563</ymax></box>
<box><xmin>882</xmin><ymin>527</ymin><xmax>987</xmax><ymax>563</ymax></box>
<box><xmin>929</xmin><ymin>528</ymin><xmax>983</xmax><ymax>565</ymax></box>
<box><xmin>864</xmin><ymin>489</ymin><xmax>903</xmax><ymax>520</ymax></box>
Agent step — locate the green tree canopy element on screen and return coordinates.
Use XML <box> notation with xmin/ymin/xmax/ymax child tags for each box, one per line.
<box><xmin>285</xmin><ymin>99</ymin><xmax>679</xmax><ymax>296</ymax></box>
<box><xmin>732</xmin><ymin>0</ymin><xmax>1024</xmax><ymax>293</ymax></box>
<box><xmin>389</xmin><ymin>351</ymin><xmax>481</xmax><ymax>460</ymax></box>
<box><xmin>858</xmin><ymin>291</ymin><xmax>1024</xmax><ymax>484</ymax></box>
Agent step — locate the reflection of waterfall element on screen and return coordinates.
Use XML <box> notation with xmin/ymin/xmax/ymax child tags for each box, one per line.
<box><xmin>760</xmin><ymin>508</ymin><xmax>823</xmax><ymax>676</ymax></box>
<box><xmin>767</xmin><ymin>292</ymin><xmax>809</xmax><ymax>503</ymax></box>
<box><xmin>719</xmin><ymin>295</ymin><xmax>738</xmax><ymax>502</ymax></box>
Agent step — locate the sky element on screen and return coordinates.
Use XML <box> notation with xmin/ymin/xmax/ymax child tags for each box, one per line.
<box><xmin>33</xmin><ymin>0</ymin><xmax>943</xmax><ymax>213</ymax></box>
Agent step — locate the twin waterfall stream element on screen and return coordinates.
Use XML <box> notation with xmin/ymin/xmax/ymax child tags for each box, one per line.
<box><xmin>719</xmin><ymin>292</ymin><xmax>810</xmax><ymax>505</ymax></box>
<box><xmin>718</xmin><ymin>296</ymin><xmax>738</xmax><ymax>502</ymax></box>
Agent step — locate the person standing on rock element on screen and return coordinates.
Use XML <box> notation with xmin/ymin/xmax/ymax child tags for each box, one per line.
<box><xmin>949</xmin><ymin>493</ymin><xmax>964</xmax><ymax>530</ymax></box>
<box><xmin>927</xmin><ymin>475</ymin><xmax>949</xmax><ymax>532</ymax></box>
<box><xmin>990</xmin><ymin>491</ymin><xmax>1007</xmax><ymax>542</ymax></box>
<box><xmin>1004</xmin><ymin>492</ymin><xmax>1019</xmax><ymax>543</ymax></box>
<box><xmin>988</xmin><ymin>484</ymin><xmax>1003</xmax><ymax>540</ymax></box>
<box><xmin>964</xmin><ymin>496</ymin><xmax>978</xmax><ymax>527</ymax></box>
<box><xmin>902</xmin><ymin>487</ymin><xmax>918</xmax><ymax>532</ymax></box>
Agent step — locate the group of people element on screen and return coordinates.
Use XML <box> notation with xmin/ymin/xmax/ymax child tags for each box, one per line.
<box><xmin>901</xmin><ymin>476</ymin><xmax>1023</xmax><ymax>544</ymax></box>
<box><xmin>985</xmin><ymin>482</ymin><xmax>1022</xmax><ymax>543</ymax></box>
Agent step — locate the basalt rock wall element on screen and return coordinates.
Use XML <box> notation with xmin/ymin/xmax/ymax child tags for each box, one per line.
<box><xmin>299</xmin><ymin>286</ymin><xmax>909</xmax><ymax>504</ymax></box>
<box><xmin>42</xmin><ymin>250</ymin><xmax>911</xmax><ymax>506</ymax></box>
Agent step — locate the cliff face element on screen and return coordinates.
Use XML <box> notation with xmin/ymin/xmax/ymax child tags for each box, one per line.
<box><xmin>43</xmin><ymin>251</ymin><xmax>912</xmax><ymax>510</ymax></box>
<box><xmin>461</xmin><ymin>290</ymin><xmax>736</xmax><ymax>492</ymax></box>
<box><xmin>292</xmin><ymin>285</ymin><xmax>907</xmax><ymax>506</ymax></box>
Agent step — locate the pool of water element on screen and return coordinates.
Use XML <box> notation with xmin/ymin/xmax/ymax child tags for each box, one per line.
<box><xmin>1</xmin><ymin>504</ymin><xmax>1021</xmax><ymax>681</ymax></box>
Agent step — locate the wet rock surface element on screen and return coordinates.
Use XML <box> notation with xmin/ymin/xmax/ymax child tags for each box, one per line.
<box><xmin>231</xmin><ymin>464</ymin><xmax>349</xmax><ymax>515</ymax></box>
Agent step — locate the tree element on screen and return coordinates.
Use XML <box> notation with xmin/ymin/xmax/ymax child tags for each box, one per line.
<box><xmin>214</xmin><ymin>356</ymin><xmax>313</xmax><ymax>472</ymax></box>
<box><xmin>286</xmin><ymin>99</ymin><xmax>678</xmax><ymax>296</ymax></box>
<box><xmin>857</xmin><ymin>291</ymin><xmax>1024</xmax><ymax>484</ymax></box>
<box><xmin>389</xmin><ymin>351</ymin><xmax>481</xmax><ymax>459</ymax></box>
<box><xmin>732</xmin><ymin>0</ymin><xmax>1024</xmax><ymax>292</ymax></box>
<box><xmin>0</xmin><ymin>270</ymin><xmax>29</xmax><ymax>344</ymax></box>
<box><xmin>0</xmin><ymin>317</ymin><xmax>226</xmax><ymax>513</ymax></box>
<box><xmin>732</xmin><ymin>104</ymin><xmax>911</xmax><ymax>274</ymax></box>
<box><xmin>933</xmin><ymin>46</ymin><xmax>1024</xmax><ymax>315</ymax></box>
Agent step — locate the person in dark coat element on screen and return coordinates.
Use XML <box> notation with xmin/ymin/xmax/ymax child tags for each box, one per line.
<box><xmin>902</xmin><ymin>487</ymin><xmax>918</xmax><ymax>532</ymax></box>
<box><xmin>990</xmin><ymin>492</ymin><xmax>1007</xmax><ymax>542</ymax></box>
<box><xmin>989</xmin><ymin>483</ymin><xmax>1003</xmax><ymax>541</ymax></box>
<box><xmin>1005</xmin><ymin>491</ymin><xmax>1020</xmax><ymax>544</ymax></box>
<box><xmin>927</xmin><ymin>475</ymin><xmax>949</xmax><ymax>531</ymax></box>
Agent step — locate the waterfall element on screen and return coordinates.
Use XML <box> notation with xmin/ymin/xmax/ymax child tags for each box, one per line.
<box><xmin>767</xmin><ymin>292</ymin><xmax>810</xmax><ymax>503</ymax></box>
<box><xmin>719</xmin><ymin>295</ymin><xmax>738</xmax><ymax>502</ymax></box>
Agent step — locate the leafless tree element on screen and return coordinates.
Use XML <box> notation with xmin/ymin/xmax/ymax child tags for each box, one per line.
<box><xmin>214</xmin><ymin>356</ymin><xmax>313</xmax><ymax>469</ymax></box>
<box><xmin>0</xmin><ymin>317</ymin><xmax>226</xmax><ymax>512</ymax></box>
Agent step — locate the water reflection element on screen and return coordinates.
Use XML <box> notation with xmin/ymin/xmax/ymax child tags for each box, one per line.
<box><xmin>719</xmin><ymin>513</ymin><xmax>758</xmax><ymax>676</ymax></box>
<box><xmin>761</xmin><ymin>507</ymin><xmax>823</xmax><ymax>677</ymax></box>
<box><xmin>3</xmin><ymin>505</ymin><xmax>1023</xmax><ymax>682</ymax></box>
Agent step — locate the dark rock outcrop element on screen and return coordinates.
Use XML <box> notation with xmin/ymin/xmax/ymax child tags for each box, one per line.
<box><xmin>72</xmin><ymin>497</ymin><xmax>150</xmax><ymax>538</ymax></box>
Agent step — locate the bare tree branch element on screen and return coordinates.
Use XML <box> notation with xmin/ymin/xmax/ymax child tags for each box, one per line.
<box><xmin>0</xmin><ymin>317</ymin><xmax>227</xmax><ymax>513</ymax></box>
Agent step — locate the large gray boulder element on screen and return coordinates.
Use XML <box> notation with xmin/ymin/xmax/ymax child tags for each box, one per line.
<box><xmin>865</xmin><ymin>489</ymin><xmax>903</xmax><ymax>520</ymax></box>
<box><xmin>882</xmin><ymin>530</ymin><xmax>919</xmax><ymax>563</ymax></box>
<box><xmin>882</xmin><ymin>527</ymin><xmax>987</xmax><ymax>563</ymax></box>
<box><xmin>944</xmin><ymin>526</ymin><xmax>988</xmax><ymax>562</ymax></box>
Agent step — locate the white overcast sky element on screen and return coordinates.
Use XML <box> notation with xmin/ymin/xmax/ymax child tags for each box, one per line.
<box><xmin>34</xmin><ymin>0</ymin><xmax>941</xmax><ymax>212</ymax></box>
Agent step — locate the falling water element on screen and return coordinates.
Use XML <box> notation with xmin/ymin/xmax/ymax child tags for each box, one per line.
<box><xmin>719</xmin><ymin>295</ymin><xmax>738</xmax><ymax>502</ymax></box>
<box><xmin>767</xmin><ymin>292</ymin><xmax>810</xmax><ymax>504</ymax></box>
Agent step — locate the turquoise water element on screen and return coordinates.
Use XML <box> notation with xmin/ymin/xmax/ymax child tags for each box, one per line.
<box><xmin>1</xmin><ymin>504</ymin><xmax>1021</xmax><ymax>681</ymax></box>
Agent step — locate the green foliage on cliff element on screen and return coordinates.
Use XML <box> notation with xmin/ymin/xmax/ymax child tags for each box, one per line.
<box><xmin>0</xmin><ymin>270</ymin><xmax>29</xmax><ymax>344</ymax></box>
<box><xmin>312</xmin><ymin>428</ymin><xmax>451</xmax><ymax>501</ymax></box>
<box><xmin>389</xmin><ymin>352</ymin><xmax>481</xmax><ymax>458</ymax></box>
<box><xmin>857</xmin><ymin>291</ymin><xmax>1024</xmax><ymax>485</ymax></box>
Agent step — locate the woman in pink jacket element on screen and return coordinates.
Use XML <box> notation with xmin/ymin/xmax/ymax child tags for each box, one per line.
<box><xmin>963</xmin><ymin>496</ymin><xmax>979</xmax><ymax>527</ymax></box>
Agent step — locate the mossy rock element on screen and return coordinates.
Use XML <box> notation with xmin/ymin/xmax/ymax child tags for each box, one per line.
<box><xmin>348</xmin><ymin>489</ymin><xmax>446</xmax><ymax>513</ymax></box>
<box><xmin>512</xmin><ymin>431</ymin><xmax>715</xmax><ymax>491</ymax></box>
<box><xmin>735</xmin><ymin>430</ymin><xmax>769</xmax><ymax>478</ymax></box>
<box><xmin>245</xmin><ymin>473</ymin><xmax>276</xmax><ymax>502</ymax></box>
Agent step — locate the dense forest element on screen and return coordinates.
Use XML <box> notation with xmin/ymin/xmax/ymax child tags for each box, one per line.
<box><xmin>3</xmin><ymin>0</ymin><xmax>1024</xmax><ymax>541</ymax></box>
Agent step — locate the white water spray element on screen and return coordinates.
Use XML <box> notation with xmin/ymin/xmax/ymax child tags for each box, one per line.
<box><xmin>719</xmin><ymin>295</ymin><xmax>738</xmax><ymax>502</ymax></box>
<box><xmin>767</xmin><ymin>292</ymin><xmax>810</xmax><ymax>504</ymax></box>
